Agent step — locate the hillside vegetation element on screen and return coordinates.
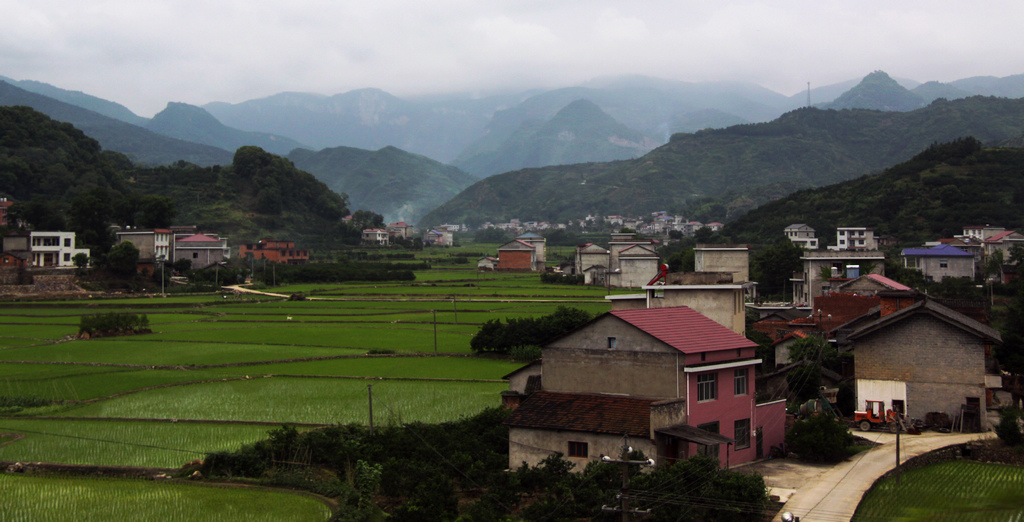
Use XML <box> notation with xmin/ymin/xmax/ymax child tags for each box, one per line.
<box><xmin>288</xmin><ymin>145</ymin><xmax>476</xmax><ymax>224</ymax></box>
<box><xmin>0</xmin><ymin>106</ymin><xmax>350</xmax><ymax>250</ymax></box>
<box><xmin>420</xmin><ymin>96</ymin><xmax>1024</xmax><ymax>226</ymax></box>
<box><xmin>723</xmin><ymin>137</ymin><xmax>1024</xmax><ymax>245</ymax></box>
<box><xmin>0</xmin><ymin>81</ymin><xmax>232</xmax><ymax>166</ymax></box>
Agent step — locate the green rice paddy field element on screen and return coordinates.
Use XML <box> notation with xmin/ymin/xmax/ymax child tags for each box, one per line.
<box><xmin>854</xmin><ymin>460</ymin><xmax>1024</xmax><ymax>520</ymax></box>
<box><xmin>0</xmin><ymin>269</ymin><xmax>604</xmax><ymax>462</ymax></box>
<box><xmin>0</xmin><ymin>267</ymin><xmax>612</xmax><ymax>518</ymax></box>
<box><xmin>0</xmin><ymin>474</ymin><xmax>332</xmax><ymax>521</ymax></box>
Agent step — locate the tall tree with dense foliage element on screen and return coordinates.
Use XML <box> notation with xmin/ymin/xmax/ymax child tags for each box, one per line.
<box><xmin>751</xmin><ymin>238</ymin><xmax>804</xmax><ymax>298</ymax></box>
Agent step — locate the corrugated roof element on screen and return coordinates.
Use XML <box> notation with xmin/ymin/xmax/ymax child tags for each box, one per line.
<box><xmin>504</xmin><ymin>391</ymin><xmax>653</xmax><ymax>437</ymax></box>
<box><xmin>609</xmin><ymin>306</ymin><xmax>756</xmax><ymax>354</ymax></box>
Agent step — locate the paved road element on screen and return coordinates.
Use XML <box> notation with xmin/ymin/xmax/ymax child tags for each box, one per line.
<box><xmin>768</xmin><ymin>430</ymin><xmax>992</xmax><ymax>522</ymax></box>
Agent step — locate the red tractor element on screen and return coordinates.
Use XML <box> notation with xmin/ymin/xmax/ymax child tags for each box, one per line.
<box><xmin>854</xmin><ymin>400</ymin><xmax>900</xmax><ymax>432</ymax></box>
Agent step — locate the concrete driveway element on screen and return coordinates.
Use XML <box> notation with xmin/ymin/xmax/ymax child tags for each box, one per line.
<box><xmin>742</xmin><ymin>430</ymin><xmax>992</xmax><ymax>522</ymax></box>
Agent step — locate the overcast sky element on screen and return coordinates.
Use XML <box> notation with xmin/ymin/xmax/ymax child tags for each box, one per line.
<box><xmin>3</xmin><ymin>0</ymin><xmax>1023</xmax><ymax>117</ymax></box>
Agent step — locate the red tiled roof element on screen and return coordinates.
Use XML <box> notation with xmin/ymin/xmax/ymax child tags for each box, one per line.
<box><xmin>865</xmin><ymin>274</ymin><xmax>911</xmax><ymax>291</ymax></box>
<box><xmin>986</xmin><ymin>231</ymin><xmax>1018</xmax><ymax>243</ymax></box>
<box><xmin>609</xmin><ymin>306</ymin><xmax>756</xmax><ymax>354</ymax></box>
<box><xmin>504</xmin><ymin>391</ymin><xmax>653</xmax><ymax>437</ymax></box>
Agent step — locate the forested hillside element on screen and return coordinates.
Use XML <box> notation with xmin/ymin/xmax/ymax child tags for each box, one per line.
<box><xmin>288</xmin><ymin>145</ymin><xmax>475</xmax><ymax>224</ymax></box>
<box><xmin>723</xmin><ymin>138</ymin><xmax>1024</xmax><ymax>246</ymax></box>
<box><xmin>0</xmin><ymin>106</ymin><xmax>350</xmax><ymax>250</ymax></box>
<box><xmin>0</xmin><ymin>81</ymin><xmax>233</xmax><ymax>166</ymax></box>
<box><xmin>420</xmin><ymin>96</ymin><xmax>1024</xmax><ymax>226</ymax></box>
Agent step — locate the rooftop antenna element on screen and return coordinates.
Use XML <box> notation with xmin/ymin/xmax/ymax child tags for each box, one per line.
<box><xmin>807</xmin><ymin>82</ymin><xmax>811</xmax><ymax>108</ymax></box>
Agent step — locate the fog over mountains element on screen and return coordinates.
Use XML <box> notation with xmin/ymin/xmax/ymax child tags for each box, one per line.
<box><xmin>3</xmin><ymin>71</ymin><xmax>1024</xmax><ymax>223</ymax></box>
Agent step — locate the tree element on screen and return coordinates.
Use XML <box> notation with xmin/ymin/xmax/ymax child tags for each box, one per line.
<box><xmin>351</xmin><ymin>210</ymin><xmax>384</xmax><ymax>230</ymax></box>
<box><xmin>751</xmin><ymin>238</ymin><xmax>804</xmax><ymax>297</ymax></box>
<box><xmin>137</xmin><ymin>195</ymin><xmax>176</xmax><ymax>228</ymax></box>
<box><xmin>785</xmin><ymin>413</ymin><xmax>854</xmax><ymax>462</ymax></box>
<box><xmin>72</xmin><ymin>253</ymin><xmax>89</xmax><ymax>269</ymax></box>
<box><xmin>105</xmin><ymin>241</ymin><xmax>139</xmax><ymax>275</ymax></box>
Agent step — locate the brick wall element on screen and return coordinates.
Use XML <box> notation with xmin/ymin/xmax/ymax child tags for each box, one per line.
<box><xmin>855</xmin><ymin>314</ymin><xmax>987</xmax><ymax>423</ymax></box>
<box><xmin>498</xmin><ymin>250</ymin><xmax>533</xmax><ymax>270</ymax></box>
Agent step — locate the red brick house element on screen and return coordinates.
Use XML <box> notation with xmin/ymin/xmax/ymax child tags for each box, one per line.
<box><xmin>497</xmin><ymin>239</ymin><xmax>538</xmax><ymax>271</ymax></box>
<box><xmin>238</xmin><ymin>239</ymin><xmax>309</xmax><ymax>265</ymax></box>
<box><xmin>505</xmin><ymin>306</ymin><xmax>786</xmax><ymax>470</ymax></box>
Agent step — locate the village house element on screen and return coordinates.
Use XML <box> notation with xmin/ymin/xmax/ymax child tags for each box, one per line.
<box><xmin>504</xmin><ymin>306</ymin><xmax>786</xmax><ymax>471</ymax></box>
<box><xmin>28</xmin><ymin>231</ymin><xmax>90</xmax><ymax>268</ymax></box>
<box><xmin>847</xmin><ymin>292</ymin><xmax>1002</xmax><ymax>431</ymax></box>
<box><xmin>238</xmin><ymin>239</ymin><xmax>309</xmax><ymax>265</ymax></box>
<box><xmin>0</xmin><ymin>198</ymin><xmax>13</xmax><ymax>227</ymax></box>
<box><xmin>172</xmin><ymin>233</ymin><xmax>230</xmax><ymax>269</ymax></box>
<box><xmin>496</xmin><ymin>234</ymin><xmax>546</xmax><ymax>271</ymax></box>
<box><xmin>901</xmin><ymin>244</ymin><xmax>975</xmax><ymax>282</ymax></box>
<box><xmin>984</xmin><ymin>230</ymin><xmax>1024</xmax><ymax>259</ymax></box>
<box><xmin>791</xmin><ymin>250</ymin><xmax>885</xmax><ymax>306</ymax></box>
<box><xmin>385</xmin><ymin>222</ymin><xmax>414</xmax><ymax>241</ymax></box>
<box><xmin>115</xmin><ymin>228</ymin><xmax>172</xmax><ymax>273</ymax></box>
<box><xmin>361</xmin><ymin>229</ymin><xmax>389</xmax><ymax>246</ymax></box>
<box><xmin>423</xmin><ymin>229</ymin><xmax>453</xmax><ymax>246</ymax></box>
<box><xmin>575</xmin><ymin>232</ymin><xmax>660</xmax><ymax>288</ymax></box>
<box><xmin>828</xmin><ymin>227</ymin><xmax>878</xmax><ymax>251</ymax></box>
<box><xmin>784</xmin><ymin>224</ymin><xmax>819</xmax><ymax>250</ymax></box>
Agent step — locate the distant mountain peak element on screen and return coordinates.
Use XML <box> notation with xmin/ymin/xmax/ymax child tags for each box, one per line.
<box><xmin>824</xmin><ymin>70</ymin><xmax>926</xmax><ymax>112</ymax></box>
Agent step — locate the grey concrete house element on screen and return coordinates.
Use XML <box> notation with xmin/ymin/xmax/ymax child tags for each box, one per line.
<box><xmin>900</xmin><ymin>244</ymin><xmax>974</xmax><ymax>282</ymax></box>
<box><xmin>850</xmin><ymin>296</ymin><xmax>1002</xmax><ymax>431</ymax></box>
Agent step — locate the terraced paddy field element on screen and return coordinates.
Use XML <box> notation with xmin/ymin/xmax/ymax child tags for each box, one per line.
<box><xmin>0</xmin><ymin>267</ymin><xmax>612</xmax><ymax>518</ymax></box>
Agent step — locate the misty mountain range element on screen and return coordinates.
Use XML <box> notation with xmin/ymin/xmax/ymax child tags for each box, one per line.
<box><xmin>3</xmin><ymin>71</ymin><xmax>1024</xmax><ymax>223</ymax></box>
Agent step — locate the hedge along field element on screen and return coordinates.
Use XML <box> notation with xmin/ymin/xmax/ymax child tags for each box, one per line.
<box><xmin>0</xmin><ymin>418</ymin><xmax>276</xmax><ymax>467</ymax></box>
<box><xmin>0</xmin><ymin>474</ymin><xmax>331</xmax><ymax>521</ymax></box>
<box><xmin>57</xmin><ymin>377</ymin><xmax>505</xmax><ymax>425</ymax></box>
<box><xmin>853</xmin><ymin>460</ymin><xmax>1024</xmax><ymax>521</ymax></box>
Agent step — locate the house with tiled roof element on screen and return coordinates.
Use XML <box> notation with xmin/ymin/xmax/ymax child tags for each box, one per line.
<box><xmin>837</xmin><ymin>273</ymin><xmax>911</xmax><ymax>295</ymax></box>
<box><xmin>505</xmin><ymin>306</ymin><xmax>786</xmax><ymax>470</ymax></box>
<box><xmin>848</xmin><ymin>296</ymin><xmax>1002</xmax><ymax>431</ymax></box>
<box><xmin>173</xmin><ymin>233</ymin><xmax>229</xmax><ymax>269</ymax></box>
<box><xmin>901</xmin><ymin>244</ymin><xmax>974</xmax><ymax>282</ymax></box>
<box><xmin>983</xmin><ymin>230</ymin><xmax>1024</xmax><ymax>259</ymax></box>
<box><xmin>497</xmin><ymin>239</ymin><xmax>538</xmax><ymax>271</ymax></box>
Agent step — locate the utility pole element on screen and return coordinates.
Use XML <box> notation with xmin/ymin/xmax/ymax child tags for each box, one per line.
<box><xmin>600</xmin><ymin>434</ymin><xmax>654</xmax><ymax>521</ymax></box>
<box><xmin>367</xmin><ymin>384</ymin><xmax>374</xmax><ymax>436</ymax></box>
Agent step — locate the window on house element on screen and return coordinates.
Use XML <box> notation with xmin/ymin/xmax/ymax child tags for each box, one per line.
<box><xmin>608</xmin><ymin>337</ymin><xmax>617</xmax><ymax>349</ymax></box>
<box><xmin>192</xmin><ymin>253</ymin><xmax>199</xmax><ymax>259</ymax></box>
<box><xmin>940</xmin><ymin>259</ymin><xmax>948</xmax><ymax>268</ymax></box>
<box><xmin>64</xmin><ymin>238</ymin><xmax>71</xmax><ymax>247</ymax></box>
<box><xmin>734</xmin><ymin>368</ymin><xmax>748</xmax><ymax>396</ymax></box>
<box><xmin>734</xmin><ymin>419</ymin><xmax>751</xmax><ymax>450</ymax></box>
<box><xmin>697</xmin><ymin>373</ymin><xmax>717</xmax><ymax>402</ymax></box>
<box><xmin>63</xmin><ymin>253</ymin><xmax>70</xmax><ymax>262</ymax></box>
<box><xmin>568</xmin><ymin>441</ymin><xmax>589</xmax><ymax>458</ymax></box>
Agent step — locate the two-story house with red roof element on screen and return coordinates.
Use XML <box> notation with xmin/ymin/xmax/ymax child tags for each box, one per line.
<box><xmin>504</xmin><ymin>306</ymin><xmax>786</xmax><ymax>470</ymax></box>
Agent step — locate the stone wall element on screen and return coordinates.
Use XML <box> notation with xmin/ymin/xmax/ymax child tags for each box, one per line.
<box><xmin>0</xmin><ymin>273</ymin><xmax>83</xmax><ymax>295</ymax></box>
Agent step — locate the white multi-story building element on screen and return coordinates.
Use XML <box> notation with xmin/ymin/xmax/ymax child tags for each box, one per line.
<box><xmin>29</xmin><ymin>231</ymin><xmax>90</xmax><ymax>267</ymax></box>
<box><xmin>829</xmin><ymin>227</ymin><xmax>878</xmax><ymax>251</ymax></box>
<box><xmin>784</xmin><ymin>224</ymin><xmax>819</xmax><ymax>250</ymax></box>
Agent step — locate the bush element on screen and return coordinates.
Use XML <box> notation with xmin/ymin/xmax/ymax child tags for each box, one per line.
<box><xmin>785</xmin><ymin>413</ymin><xmax>854</xmax><ymax>462</ymax></box>
<box><xmin>470</xmin><ymin>306</ymin><xmax>592</xmax><ymax>354</ymax></box>
<box><xmin>997</xmin><ymin>408</ymin><xmax>1024</xmax><ymax>446</ymax></box>
<box><xmin>78</xmin><ymin>312</ymin><xmax>150</xmax><ymax>336</ymax></box>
